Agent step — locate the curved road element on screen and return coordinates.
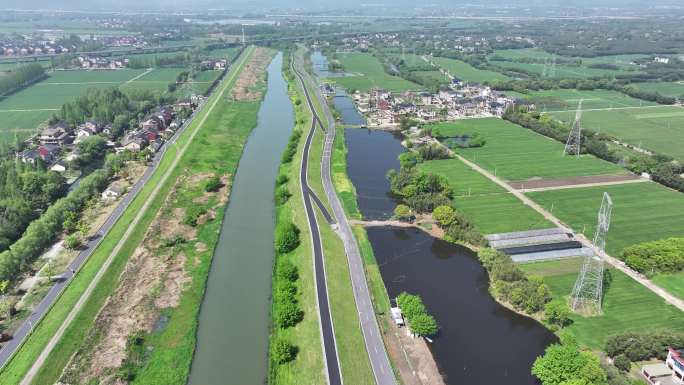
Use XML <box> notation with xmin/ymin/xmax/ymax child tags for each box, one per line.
<box><xmin>293</xmin><ymin>52</ymin><xmax>397</xmax><ymax>385</ymax></box>
<box><xmin>0</xmin><ymin>47</ymin><xmax>252</xmax><ymax>379</ymax></box>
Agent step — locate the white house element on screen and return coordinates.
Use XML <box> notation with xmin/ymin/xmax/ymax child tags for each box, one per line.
<box><xmin>101</xmin><ymin>184</ymin><xmax>125</xmax><ymax>201</ymax></box>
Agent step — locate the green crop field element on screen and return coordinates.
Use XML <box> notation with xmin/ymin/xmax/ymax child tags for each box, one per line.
<box><xmin>547</xmin><ymin>105</ymin><xmax>684</xmax><ymax>161</ymax></box>
<box><xmin>490</xmin><ymin>49</ymin><xmax>646</xmax><ymax>73</ymax></box>
<box><xmin>506</xmin><ymin>89</ymin><xmax>656</xmax><ymax>111</ymax></box>
<box><xmin>430</xmin><ymin>118</ymin><xmax>625</xmax><ymax>181</ymax></box>
<box><xmin>418</xmin><ymin>158</ymin><xmax>551</xmax><ymax>234</ymax></box>
<box><xmin>653</xmin><ymin>272</ymin><xmax>684</xmax><ymax>301</ymax></box>
<box><xmin>633</xmin><ymin>81</ymin><xmax>684</xmax><ymax>98</ymax></box>
<box><xmin>527</xmin><ymin>182</ymin><xmax>684</xmax><ymax>256</ymax></box>
<box><xmin>432</xmin><ymin>57</ymin><xmax>509</xmax><ymax>83</ymax></box>
<box><xmin>492</xmin><ymin>60</ymin><xmax>636</xmax><ymax>78</ymax></box>
<box><xmin>520</xmin><ymin>258</ymin><xmax>684</xmax><ymax>349</ymax></box>
<box><xmin>329</xmin><ymin>52</ymin><xmax>421</xmax><ymax>92</ymax></box>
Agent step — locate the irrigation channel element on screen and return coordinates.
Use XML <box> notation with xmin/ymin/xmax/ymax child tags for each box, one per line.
<box><xmin>187</xmin><ymin>53</ymin><xmax>293</xmax><ymax>385</ymax></box>
<box><xmin>313</xmin><ymin>50</ymin><xmax>559</xmax><ymax>384</ymax></box>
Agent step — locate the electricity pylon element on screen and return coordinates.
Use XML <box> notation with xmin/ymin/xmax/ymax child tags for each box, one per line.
<box><xmin>570</xmin><ymin>192</ymin><xmax>613</xmax><ymax>314</ymax></box>
<box><xmin>564</xmin><ymin>99</ymin><xmax>583</xmax><ymax>157</ymax></box>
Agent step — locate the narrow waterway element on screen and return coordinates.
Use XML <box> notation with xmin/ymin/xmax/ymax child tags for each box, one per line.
<box><xmin>187</xmin><ymin>53</ymin><xmax>293</xmax><ymax>385</ymax></box>
<box><xmin>344</xmin><ymin>119</ymin><xmax>557</xmax><ymax>385</ymax></box>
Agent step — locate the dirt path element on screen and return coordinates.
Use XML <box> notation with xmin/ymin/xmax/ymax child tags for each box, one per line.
<box><xmin>453</xmin><ymin>152</ymin><xmax>684</xmax><ymax>312</ymax></box>
<box><xmin>18</xmin><ymin>46</ymin><xmax>255</xmax><ymax>385</ymax></box>
<box><xmin>511</xmin><ymin>175</ymin><xmax>648</xmax><ymax>192</ymax></box>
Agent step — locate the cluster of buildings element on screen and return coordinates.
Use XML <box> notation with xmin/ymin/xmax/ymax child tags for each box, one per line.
<box><xmin>0</xmin><ymin>33</ymin><xmax>150</xmax><ymax>58</ymax></box>
<box><xmin>199</xmin><ymin>58</ymin><xmax>228</xmax><ymax>71</ymax></box>
<box><xmin>0</xmin><ymin>40</ymin><xmax>74</xmax><ymax>57</ymax></box>
<box><xmin>75</xmin><ymin>55</ymin><xmax>128</xmax><ymax>69</ymax></box>
<box><xmin>17</xmin><ymin>97</ymin><xmax>200</xmax><ymax>172</ymax></box>
<box><xmin>641</xmin><ymin>348</ymin><xmax>684</xmax><ymax>385</ymax></box>
<box><xmin>351</xmin><ymin>83</ymin><xmax>514</xmax><ymax>127</ymax></box>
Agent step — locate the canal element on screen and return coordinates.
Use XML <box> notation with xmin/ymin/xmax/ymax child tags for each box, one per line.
<box><xmin>341</xmin><ymin>89</ymin><xmax>557</xmax><ymax>384</ymax></box>
<box><xmin>187</xmin><ymin>53</ymin><xmax>293</xmax><ymax>385</ymax></box>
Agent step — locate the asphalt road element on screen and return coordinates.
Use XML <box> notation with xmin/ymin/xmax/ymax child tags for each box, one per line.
<box><xmin>293</xmin><ymin>62</ymin><xmax>344</xmax><ymax>385</ymax></box>
<box><xmin>293</xmin><ymin>53</ymin><xmax>397</xmax><ymax>385</ymax></box>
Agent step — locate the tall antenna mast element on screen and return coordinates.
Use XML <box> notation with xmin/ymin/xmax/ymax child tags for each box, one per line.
<box><xmin>570</xmin><ymin>192</ymin><xmax>612</xmax><ymax>314</ymax></box>
<box><xmin>550</xmin><ymin>55</ymin><xmax>557</xmax><ymax>78</ymax></box>
<box><xmin>564</xmin><ymin>99</ymin><xmax>583</xmax><ymax>157</ymax></box>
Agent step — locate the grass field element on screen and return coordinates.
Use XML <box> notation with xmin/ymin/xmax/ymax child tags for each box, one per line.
<box><xmin>547</xmin><ymin>104</ymin><xmax>684</xmax><ymax>161</ymax></box>
<box><xmin>430</xmin><ymin>118</ymin><xmax>625</xmax><ymax>181</ymax></box>
<box><xmin>505</xmin><ymin>89</ymin><xmax>656</xmax><ymax>111</ymax></box>
<box><xmin>330</xmin><ymin>52</ymin><xmax>422</xmax><ymax>92</ymax></box>
<box><xmin>633</xmin><ymin>81</ymin><xmax>684</xmax><ymax>98</ymax></box>
<box><xmin>527</xmin><ymin>182</ymin><xmax>684</xmax><ymax>256</ymax></box>
<box><xmin>431</xmin><ymin>57</ymin><xmax>509</xmax><ymax>83</ymax></box>
<box><xmin>490</xmin><ymin>49</ymin><xmax>646</xmax><ymax>74</ymax></box>
<box><xmin>520</xmin><ymin>258</ymin><xmax>684</xmax><ymax>349</ymax></box>
<box><xmin>0</xmin><ymin>48</ymin><xmax>256</xmax><ymax>385</ymax></box>
<box><xmin>418</xmin><ymin>158</ymin><xmax>551</xmax><ymax>234</ymax></box>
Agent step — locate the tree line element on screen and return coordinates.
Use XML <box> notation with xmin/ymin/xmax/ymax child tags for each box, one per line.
<box><xmin>0</xmin><ymin>152</ymin><xmax>126</xmax><ymax>282</ymax></box>
<box><xmin>0</xmin><ymin>63</ymin><xmax>46</xmax><ymax>96</ymax></box>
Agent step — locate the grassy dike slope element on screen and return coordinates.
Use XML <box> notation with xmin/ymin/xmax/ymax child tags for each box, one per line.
<box><xmin>289</xmin><ymin>48</ymin><xmax>375</xmax><ymax>384</ymax></box>
<box><xmin>270</xmin><ymin>53</ymin><xmax>326</xmax><ymax>385</ymax></box>
<box><xmin>0</xmin><ymin>47</ymin><xmax>256</xmax><ymax>385</ymax></box>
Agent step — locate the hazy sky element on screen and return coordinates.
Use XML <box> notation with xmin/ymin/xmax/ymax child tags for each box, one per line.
<box><xmin>2</xmin><ymin>0</ymin><xmax>681</xmax><ymax>12</ymax></box>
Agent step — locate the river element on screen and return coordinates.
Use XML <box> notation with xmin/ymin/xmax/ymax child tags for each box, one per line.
<box><xmin>187</xmin><ymin>52</ymin><xmax>293</xmax><ymax>385</ymax></box>
<box><xmin>327</xmin><ymin>51</ymin><xmax>558</xmax><ymax>383</ymax></box>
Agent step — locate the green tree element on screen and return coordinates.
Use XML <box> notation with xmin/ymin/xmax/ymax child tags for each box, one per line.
<box><xmin>432</xmin><ymin>205</ymin><xmax>456</xmax><ymax>227</ymax></box>
<box><xmin>532</xmin><ymin>342</ymin><xmax>607</xmax><ymax>385</ymax></box>
<box><xmin>409</xmin><ymin>312</ymin><xmax>438</xmax><ymax>336</ymax></box>
<box><xmin>613</xmin><ymin>354</ymin><xmax>631</xmax><ymax>372</ymax></box>
<box><xmin>205</xmin><ymin>175</ymin><xmax>222</xmax><ymax>192</ymax></box>
<box><xmin>275</xmin><ymin>300</ymin><xmax>303</xmax><ymax>328</ymax></box>
<box><xmin>76</xmin><ymin>136</ymin><xmax>108</xmax><ymax>168</ymax></box>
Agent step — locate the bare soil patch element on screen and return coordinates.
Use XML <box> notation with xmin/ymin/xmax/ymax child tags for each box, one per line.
<box><xmin>231</xmin><ymin>47</ymin><xmax>271</xmax><ymax>101</ymax></box>
<box><xmin>509</xmin><ymin>173</ymin><xmax>642</xmax><ymax>190</ymax></box>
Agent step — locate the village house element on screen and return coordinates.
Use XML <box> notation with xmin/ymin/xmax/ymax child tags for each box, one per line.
<box><xmin>101</xmin><ymin>184</ymin><xmax>125</xmax><ymax>201</ymax></box>
<box><xmin>39</xmin><ymin>123</ymin><xmax>71</xmax><ymax>146</ymax></box>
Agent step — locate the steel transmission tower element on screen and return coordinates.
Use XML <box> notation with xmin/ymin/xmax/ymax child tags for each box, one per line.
<box><xmin>564</xmin><ymin>99</ymin><xmax>583</xmax><ymax>157</ymax></box>
<box><xmin>570</xmin><ymin>192</ymin><xmax>613</xmax><ymax>314</ymax></box>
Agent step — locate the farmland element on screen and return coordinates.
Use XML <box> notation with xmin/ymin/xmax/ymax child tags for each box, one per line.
<box><xmin>491</xmin><ymin>60</ymin><xmax>635</xmax><ymax>78</ymax></box>
<box><xmin>632</xmin><ymin>81</ymin><xmax>684</xmax><ymax>98</ymax></box>
<box><xmin>0</xmin><ymin>68</ymin><xmax>179</xmax><ymax>145</ymax></box>
<box><xmin>505</xmin><ymin>89</ymin><xmax>656</xmax><ymax>111</ymax></box>
<box><xmin>546</xmin><ymin>104</ymin><xmax>684</xmax><ymax>161</ymax></box>
<box><xmin>431</xmin><ymin>57</ymin><xmax>509</xmax><ymax>83</ymax></box>
<box><xmin>520</xmin><ymin>258</ymin><xmax>684</xmax><ymax>349</ymax></box>
<box><xmin>489</xmin><ymin>48</ymin><xmax>646</xmax><ymax>74</ymax></box>
<box><xmin>429</xmin><ymin>118</ymin><xmax>625</xmax><ymax>181</ymax></box>
<box><xmin>527</xmin><ymin>182</ymin><xmax>684</xmax><ymax>256</ymax></box>
<box><xmin>418</xmin><ymin>158</ymin><xmax>551</xmax><ymax>234</ymax></box>
<box><xmin>328</xmin><ymin>52</ymin><xmax>421</xmax><ymax>92</ymax></box>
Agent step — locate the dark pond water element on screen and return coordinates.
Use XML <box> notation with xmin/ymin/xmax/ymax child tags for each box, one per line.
<box><xmin>345</xmin><ymin>128</ymin><xmax>404</xmax><ymax>220</ymax></box>
<box><xmin>344</xmin><ymin>120</ymin><xmax>557</xmax><ymax>385</ymax></box>
<box><xmin>187</xmin><ymin>53</ymin><xmax>293</xmax><ymax>385</ymax></box>
<box><xmin>368</xmin><ymin>227</ymin><xmax>558</xmax><ymax>385</ymax></box>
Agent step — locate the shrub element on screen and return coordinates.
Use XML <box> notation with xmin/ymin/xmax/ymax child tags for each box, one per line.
<box><xmin>275</xmin><ymin>185</ymin><xmax>291</xmax><ymax>206</ymax></box>
<box><xmin>271</xmin><ymin>338</ymin><xmax>297</xmax><ymax>364</ymax></box>
<box><xmin>277</xmin><ymin>259</ymin><xmax>298</xmax><ymax>281</ymax></box>
<box><xmin>410</xmin><ymin>312</ymin><xmax>438</xmax><ymax>337</ymax></box>
<box><xmin>183</xmin><ymin>206</ymin><xmax>207</xmax><ymax>227</ymax></box>
<box><xmin>393</xmin><ymin>204</ymin><xmax>412</xmax><ymax>221</ymax></box>
<box><xmin>432</xmin><ymin>205</ymin><xmax>456</xmax><ymax>227</ymax></box>
<box><xmin>275</xmin><ymin>222</ymin><xmax>300</xmax><ymax>254</ymax></box>
<box><xmin>64</xmin><ymin>233</ymin><xmax>82</xmax><ymax>250</ymax></box>
<box><xmin>620</xmin><ymin>237</ymin><xmax>684</xmax><ymax>274</ymax></box>
<box><xmin>545</xmin><ymin>300</ymin><xmax>571</xmax><ymax>327</ymax></box>
<box><xmin>275</xmin><ymin>300</ymin><xmax>303</xmax><ymax>328</ymax></box>
<box><xmin>275</xmin><ymin>173</ymin><xmax>289</xmax><ymax>186</ymax></box>
<box><xmin>205</xmin><ymin>175</ymin><xmax>222</xmax><ymax>192</ymax></box>
<box><xmin>605</xmin><ymin>332</ymin><xmax>684</xmax><ymax>362</ymax></box>
<box><xmin>613</xmin><ymin>354</ymin><xmax>631</xmax><ymax>372</ymax></box>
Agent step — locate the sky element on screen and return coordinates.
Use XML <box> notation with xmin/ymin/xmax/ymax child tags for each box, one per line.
<box><xmin>1</xmin><ymin>0</ymin><xmax>681</xmax><ymax>12</ymax></box>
